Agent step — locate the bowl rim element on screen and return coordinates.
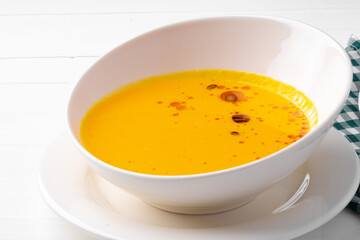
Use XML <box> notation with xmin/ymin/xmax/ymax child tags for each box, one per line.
<box><xmin>66</xmin><ymin>15</ymin><xmax>353</xmax><ymax>180</ymax></box>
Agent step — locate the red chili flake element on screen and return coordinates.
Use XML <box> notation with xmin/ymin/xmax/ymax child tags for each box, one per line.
<box><xmin>289</xmin><ymin>118</ymin><xmax>295</xmax><ymax>122</ymax></box>
<box><xmin>239</xmin><ymin>141</ymin><xmax>244</xmax><ymax>144</ymax></box>
<box><xmin>188</xmin><ymin>96</ymin><xmax>194</xmax><ymax>99</ymax></box>
<box><xmin>288</xmin><ymin>134</ymin><xmax>296</xmax><ymax>139</ymax></box>
<box><xmin>217</xmin><ymin>85</ymin><xmax>225</xmax><ymax>89</ymax></box>
<box><xmin>234</xmin><ymin>86</ymin><xmax>239</xmax><ymax>89</ymax></box>
<box><xmin>172</xmin><ymin>113</ymin><xmax>179</xmax><ymax>116</ymax></box>
<box><xmin>282</xmin><ymin>106</ymin><xmax>289</xmax><ymax>110</ymax></box>
<box><xmin>215</xmin><ymin>117</ymin><xmax>220</xmax><ymax>120</ymax></box>
<box><xmin>170</xmin><ymin>102</ymin><xmax>186</xmax><ymax>110</ymax></box>
<box><xmin>170</xmin><ymin>102</ymin><xmax>181</xmax><ymax>107</ymax></box>
<box><xmin>293</xmin><ymin>111</ymin><xmax>304</xmax><ymax>117</ymax></box>
<box><xmin>157</xmin><ymin>101</ymin><xmax>163</xmax><ymax>104</ymax></box>
<box><xmin>299</xmin><ymin>130</ymin><xmax>309</xmax><ymax>137</ymax></box>
<box><xmin>273</xmin><ymin>106</ymin><xmax>279</xmax><ymax>109</ymax></box>
<box><xmin>241</xmin><ymin>86</ymin><xmax>251</xmax><ymax>90</ymax></box>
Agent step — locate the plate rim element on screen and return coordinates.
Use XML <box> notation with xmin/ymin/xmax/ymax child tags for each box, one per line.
<box><xmin>38</xmin><ymin>128</ymin><xmax>360</xmax><ymax>240</ymax></box>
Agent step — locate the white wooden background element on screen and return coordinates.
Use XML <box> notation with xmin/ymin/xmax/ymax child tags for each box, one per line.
<box><xmin>1</xmin><ymin>0</ymin><xmax>360</xmax><ymax>239</ymax></box>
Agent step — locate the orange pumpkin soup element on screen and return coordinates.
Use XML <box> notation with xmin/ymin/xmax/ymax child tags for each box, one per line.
<box><xmin>80</xmin><ymin>69</ymin><xmax>317</xmax><ymax>175</ymax></box>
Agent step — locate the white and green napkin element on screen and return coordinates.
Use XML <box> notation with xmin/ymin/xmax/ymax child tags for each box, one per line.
<box><xmin>333</xmin><ymin>35</ymin><xmax>360</xmax><ymax>212</ymax></box>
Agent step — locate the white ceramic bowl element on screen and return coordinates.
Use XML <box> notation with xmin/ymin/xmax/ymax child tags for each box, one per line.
<box><xmin>67</xmin><ymin>16</ymin><xmax>352</xmax><ymax>214</ymax></box>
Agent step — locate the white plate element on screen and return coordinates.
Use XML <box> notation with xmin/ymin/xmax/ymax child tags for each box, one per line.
<box><xmin>39</xmin><ymin>128</ymin><xmax>359</xmax><ymax>240</ymax></box>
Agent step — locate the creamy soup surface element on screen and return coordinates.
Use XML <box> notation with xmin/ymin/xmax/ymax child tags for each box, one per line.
<box><xmin>80</xmin><ymin>70</ymin><xmax>317</xmax><ymax>175</ymax></box>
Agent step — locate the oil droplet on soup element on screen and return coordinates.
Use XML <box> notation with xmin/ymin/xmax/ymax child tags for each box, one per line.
<box><xmin>80</xmin><ymin>69</ymin><xmax>318</xmax><ymax>175</ymax></box>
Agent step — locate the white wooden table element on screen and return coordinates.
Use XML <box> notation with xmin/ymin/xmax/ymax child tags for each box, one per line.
<box><xmin>1</xmin><ymin>1</ymin><xmax>360</xmax><ymax>239</ymax></box>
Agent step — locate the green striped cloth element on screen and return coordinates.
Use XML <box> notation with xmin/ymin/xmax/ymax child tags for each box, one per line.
<box><xmin>333</xmin><ymin>35</ymin><xmax>360</xmax><ymax>213</ymax></box>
